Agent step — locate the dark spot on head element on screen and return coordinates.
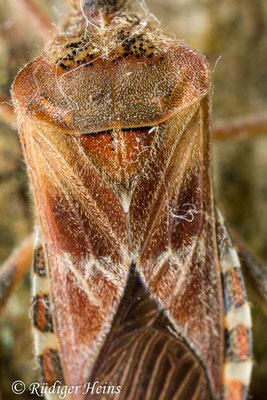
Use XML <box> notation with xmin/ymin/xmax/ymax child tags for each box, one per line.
<box><xmin>122</xmin><ymin>42</ymin><xmax>129</xmax><ymax>49</ymax></box>
<box><xmin>66</xmin><ymin>42</ymin><xmax>81</xmax><ymax>49</ymax></box>
<box><xmin>59</xmin><ymin>63</ymin><xmax>69</xmax><ymax>70</ymax></box>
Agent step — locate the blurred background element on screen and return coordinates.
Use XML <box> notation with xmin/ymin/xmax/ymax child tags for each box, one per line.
<box><xmin>0</xmin><ymin>0</ymin><xmax>266</xmax><ymax>399</ymax></box>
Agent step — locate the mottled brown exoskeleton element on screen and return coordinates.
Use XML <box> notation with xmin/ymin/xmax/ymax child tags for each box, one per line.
<box><xmin>0</xmin><ymin>1</ymin><xmax>267</xmax><ymax>400</ymax></box>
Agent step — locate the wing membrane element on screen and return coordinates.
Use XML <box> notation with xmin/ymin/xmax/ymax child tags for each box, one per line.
<box><xmin>87</xmin><ymin>265</ymin><xmax>212</xmax><ymax>400</ymax></box>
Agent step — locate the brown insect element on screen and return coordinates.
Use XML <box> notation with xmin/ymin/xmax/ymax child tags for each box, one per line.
<box><xmin>0</xmin><ymin>1</ymin><xmax>266</xmax><ymax>400</ymax></box>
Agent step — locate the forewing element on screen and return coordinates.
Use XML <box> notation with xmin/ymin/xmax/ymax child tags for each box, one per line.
<box><xmin>19</xmin><ymin>119</ymin><xmax>130</xmax><ymax>393</ymax></box>
<box><xmin>131</xmin><ymin>96</ymin><xmax>225</xmax><ymax>398</ymax></box>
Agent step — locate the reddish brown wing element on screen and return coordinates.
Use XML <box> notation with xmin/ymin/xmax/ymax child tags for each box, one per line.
<box><xmin>131</xmin><ymin>97</ymin><xmax>225</xmax><ymax>398</ymax></box>
<box><xmin>18</xmin><ymin>118</ymin><xmax>130</xmax><ymax>391</ymax></box>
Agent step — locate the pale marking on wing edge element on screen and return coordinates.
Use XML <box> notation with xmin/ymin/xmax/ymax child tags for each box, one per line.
<box><xmin>33</xmin><ymin>330</ymin><xmax>59</xmax><ymax>355</ymax></box>
<box><xmin>85</xmin><ymin>257</ymin><xmax>129</xmax><ymax>284</ymax></box>
<box><xmin>225</xmin><ymin>304</ymin><xmax>252</xmax><ymax>330</ymax></box>
<box><xmin>32</xmin><ymin>274</ymin><xmax>50</xmax><ymax>294</ymax></box>
<box><xmin>224</xmin><ymin>361</ymin><xmax>253</xmax><ymax>386</ymax></box>
<box><xmin>61</xmin><ymin>253</ymin><xmax>104</xmax><ymax>308</ymax></box>
<box><xmin>220</xmin><ymin>247</ymin><xmax>241</xmax><ymax>272</ymax></box>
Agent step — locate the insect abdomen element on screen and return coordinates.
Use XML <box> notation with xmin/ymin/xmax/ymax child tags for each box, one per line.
<box><xmin>216</xmin><ymin>210</ymin><xmax>253</xmax><ymax>400</ymax></box>
<box><xmin>32</xmin><ymin>233</ymin><xmax>65</xmax><ymax>398</ymax></box>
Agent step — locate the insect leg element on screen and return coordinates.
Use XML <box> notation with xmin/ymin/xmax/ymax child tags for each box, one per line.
<box><xmin>213</xmin><ymin>115</ymin><xmax>267</xmax><ymax>141</ymax></box>
<box><xmin>236</xmin><ymin>243</ymin><xmax>267</xmax><ymax>315</ymax></box>
<box><xmin>0</xmin><ymin>233</ymin><xmax>33</xmax><ymax>312</ymax></box>
<box><xmin>12</xmin><ymin>0</ymin><xmax>55</xmax><ymax>40</ymax></box>
<box><xmin>0</xmin><ymin>93</ymin><xmax>17</xmax><ymax>128</ymax></box>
